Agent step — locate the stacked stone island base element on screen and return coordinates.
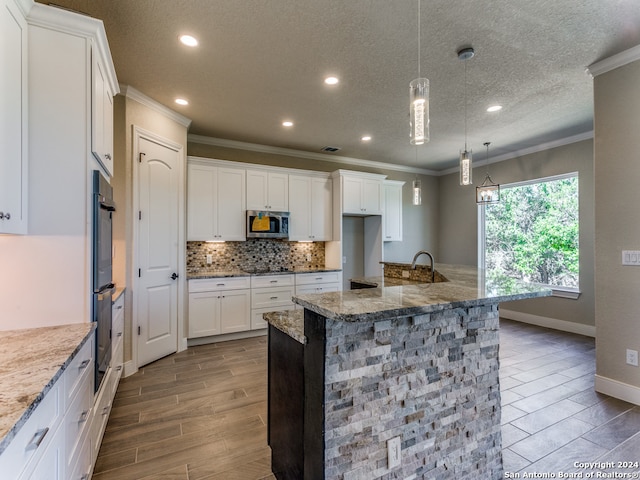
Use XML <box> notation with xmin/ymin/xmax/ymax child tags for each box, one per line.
<box><xmin>266</xmin><ymin>264</ymin><xmax>550</xmax><ymax>480</ymax></box>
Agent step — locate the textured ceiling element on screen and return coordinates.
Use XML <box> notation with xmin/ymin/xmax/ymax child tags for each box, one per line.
<box><xmin>39</xmin><ymin>0</ymin><xmax>640</xmax><ymax>171</ymax></box>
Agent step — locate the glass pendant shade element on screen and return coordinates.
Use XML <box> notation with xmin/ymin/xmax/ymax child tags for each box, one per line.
<box><xmin>459</xmin><ymin>149</ymin><xmax>473</xmax><ymax>185</ymax></box>
<box><xmin>412</xmin><ymin>179</ymin><xmax>422</xmax><ymax>205</ymax></box>
<box><xmin>476</xmin><ymin>175</ymin><xmax>500</xmax><ymax>204</ymax></box>
<box><xmin>410</xmin><ymin>78</ymin><xmax>429</xmax><ymax>145</ymax></box>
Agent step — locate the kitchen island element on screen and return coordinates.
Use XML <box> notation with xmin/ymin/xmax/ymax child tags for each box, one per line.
<box><xmin>265</xmin><ymin>264</ymin><xmax>550</xmax><ymax>480</ymax></box>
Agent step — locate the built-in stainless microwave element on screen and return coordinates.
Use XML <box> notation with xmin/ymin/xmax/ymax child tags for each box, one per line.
<box><xmin>246</xmin><ymin>210</ymin><xmax>289</xmax><ymax>239</ymax></box>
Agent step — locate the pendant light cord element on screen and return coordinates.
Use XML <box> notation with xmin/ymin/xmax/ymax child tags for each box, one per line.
<box><xmin>417</xmin><ymin>0</ymin><xmax>421</xmax><ymax>78</ymax></box>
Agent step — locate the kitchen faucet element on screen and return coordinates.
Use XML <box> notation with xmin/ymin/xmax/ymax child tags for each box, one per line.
<box><xmin>411</xmin><ymin>250</ymin><xmax>435</xmax><ymax>283</ymax></box>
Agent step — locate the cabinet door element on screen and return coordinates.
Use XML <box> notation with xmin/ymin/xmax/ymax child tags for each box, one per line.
<box><xmin>216</xmin><ymin>167</ymin><xmax>246</xmax><ymax>241</ymax></box>
<box><xmin>246</xmin><ymin>170</ymin><xmax>269</xmax><ymax>210</ymax></box>
<box><xmin>267</xmin><ymin>172</ymin><xmax>289</xmax><ymax>211</ymax></box>
<box><xmin>383</xmin><ymin>182</ymin><xmax>403</xmax><ymax>241</ymax></box>
<box><xmin>188</xmin><ymin>292</ymin><xmax>221</xmax><ymax>338</ymax></box>
<box><xmin>288</xmin><ymin>175</ymin><xmax>311</xmax><ymax>241</ymax></box>
<box><xmin>342</xmin><ymin>176</ymin><xmax>363</xmax><ymax>214</ymax></box>
<box><xmin>362</xmin><ymin>179</ymin><xmax>382</xmax><ymax>214</ymax></box>
<box><xmin>310</xmin><ymin>177</ymin><xmax>332</xmax><ymax>240</ymax></box>
<box><xmin>0</xmin><ymin>0</ymin><xmax>28</xmax><ymax>234</ymax></box>
<box><xmin>91</xmin><ymin>55</ymin><xmax>113</xmax><ymax>176</ymax></box>
<box><xmin>220</xmin><ymin>289</ymin><xmax>251</xmax><ymax>334</ymax></box>
<box><xmin>187</xmin><ymin>164</ymin><xmax>216</xmax><ymax>240</ymax></box>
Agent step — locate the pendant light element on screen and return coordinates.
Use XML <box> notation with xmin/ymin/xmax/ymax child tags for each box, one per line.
<box><xmin>476</xmin><ymin>142</ymin><xmax>500</xmax><ymax>203</ymax></box>
<box><xmin>410</xmin><ymin>0</ymin><xmax>429</xmax><ymax>145</ymax></box>
<box><xmin>458</xmin><ymin>47</ymin><xmax>474</xmax><ymax>185</ymax></box>
<box><xmin>412</xmin><ymin>148</ymin><xmax>422</xmax><ymax>205</ymax></box>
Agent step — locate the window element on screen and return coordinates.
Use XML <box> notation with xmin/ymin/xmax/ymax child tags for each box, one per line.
<box><xmin>479</xmin><ymin>173</ymin><xmax>579</xmax><ymax>296</ymax></box>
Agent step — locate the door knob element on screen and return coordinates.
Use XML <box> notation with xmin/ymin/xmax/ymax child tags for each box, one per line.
<box><xmin>170</xmin><ymin>272</ymin><xmax>179</xmax><ymax>280</ymax></box>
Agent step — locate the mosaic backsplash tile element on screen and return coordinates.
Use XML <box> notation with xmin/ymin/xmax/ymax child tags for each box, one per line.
<box><xmin>187</xmin><ymin>239</ymin><xmax>326</xmax><ymax>275</ymax></box>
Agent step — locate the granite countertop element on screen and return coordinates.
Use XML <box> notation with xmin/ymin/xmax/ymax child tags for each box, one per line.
<box><xmin>0</xmin><ymin>322</ymin><xmax>95</xmax><ymax>454</ymax></box>
<box><xmin>263</xmin><ymin>310</ymin><xmax>305</xmax><ymax>344</ymax></box>
<box><xmin>188</xmin><ymin>267</ymin><xmax>342</xmax><ymax>280</ymax></box>
<box><xmin>293</xmin><ymin>263</ymin><xmax>551</xmax><ymax>322</ymax></box>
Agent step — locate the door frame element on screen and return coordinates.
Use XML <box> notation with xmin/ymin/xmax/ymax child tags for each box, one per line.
<box><xmin>130</xmin><ymin>125</ymin><xmax>186</xmax><ymax>374</ymax></box>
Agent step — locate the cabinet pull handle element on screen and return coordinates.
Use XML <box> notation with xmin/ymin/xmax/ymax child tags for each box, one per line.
<box><xmin>0</xmin><ymin>212</ymin><xmax>9</xmax><ymax>220</ymax></box>
<box><xmin>102</xmin><ymin>405</ymin><xmax>111</xmax><ymax>415</ymax></box>
<box><xmin>105</xmin><ymin>153</ymin><xmax>112</xmax><ymax>160</ymax></box>
<box><xmin>117</xmin><ymin>332</ymin><xmax>123</xmax><ymax>337</ymax></box>
<box><xmin>270</xmin><ymin>296</ymin><xmax>278</xmax><ymax>300</ymax></box>
<box><xmin>28</xmin><ymin>427</ymin><xmax>49</xmax><ymax>449</ymax></box>
<box><xmin>116</xmin><ymin>365</ymin><xmax>122</xmax><ymax>371</ymax></box>
<box><xmin>79</xmin><ymin>359</ymin><xmax>90</xmax><ymax>369</ymax></box>
<box><xmin>116</xmin><ymin>305</ymin><xmax>123</xmax><ymax>310</ymax></box>
<box><xmin>315</xmin><ymin>277</ymin><xmax>323</xmax><ymax>280</ymax></box>
<box><xmin>216</xmin><ymin>283</ymin><xmax>225</xmax><ymax>286</ymax></box>
<box><xmin>269</xmin><ymin>280</ymin><xmax>278</xmax><ymax>283</ymax></box>
<box><xmin>79</xmin><ymin>410</ymin><xmax>89</xmax><ymax>423</ymax></box>
<box><xmin>81</xmin><ymin>474</ymin><xmax>90</xmax><ymax>480</ymax></box>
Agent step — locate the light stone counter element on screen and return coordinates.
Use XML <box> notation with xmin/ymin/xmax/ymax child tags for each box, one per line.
<box><xmin>264</xmin><ymin>310</ymin><xmax>305</xmax><ymax>344</ymax></box>
<box><xmin>294</xmin><ymin>263</ymin><xmax>550</xmax><ymax>322</ymax></box>
<box><xmin>0</xmin><ymin>322</ymin><xmax>95</xmax><ymax>454</ymax></box>
<box><xmin>188</xmin><ymin>266</ymin><xmax>342</xmax><ymax>280</ymax></box>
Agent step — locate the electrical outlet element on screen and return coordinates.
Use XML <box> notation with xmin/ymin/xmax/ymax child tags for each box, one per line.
<box><xmin>402</xmin><ymin>270</ymin><xmax>410</xmax><ymax>278</ymax></box>
<box><xmin>342</xmin><ymin>256</ymin><xmax>347</xmax><ymax>264</ymax></box>
<box><xmin>387</xmin><ymin>436</ymin><xmax>401</xmax><ymax>469</ymax></box>
<box><xmin>306</xmin><ymin>253</ymin><xmax>312</xmax><ymax>262</ymax></box>
<box><xmin>206</xmin><ymin>254</ymin><xmax>213</xmax><ymax>264</ymax></box>
<box><xmin>626</xmin><ymin>349</ymin><xmax>639</xmax><ymax>367</ymax></box>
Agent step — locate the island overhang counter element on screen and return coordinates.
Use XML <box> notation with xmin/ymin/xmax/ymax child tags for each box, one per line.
<box><xmin>265</xmin><ymin>264</ymin><xmax>551</xmax><ymax>480</ymax></box>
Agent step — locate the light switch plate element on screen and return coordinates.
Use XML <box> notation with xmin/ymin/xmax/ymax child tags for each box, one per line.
<box><xmin>622</xmin><ymin>251</ymin><xmax>640</xmax><ymax>265</ymax></box>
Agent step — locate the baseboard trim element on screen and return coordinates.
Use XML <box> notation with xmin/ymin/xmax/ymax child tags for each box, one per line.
<box><xmin>595</xmin><ymin>374</ymin><xmax>640</xmax><ymax>406</ymax></box>
<box><xmin>123</xmin><ymin>360</ymin><xmax>137</xmax><ymax>378</ymax></box>
<box><xmin>499</xmin><ymin>309</ymin><xmax>596</xmax><ymax>337</ymax></box>
<box><xmin>187</xmin><ymin>329</ymin><xmax>267</xmax><ymax>347</ymax></box>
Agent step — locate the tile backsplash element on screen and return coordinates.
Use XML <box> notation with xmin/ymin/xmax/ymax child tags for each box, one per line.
<box><xmin>187</xmin><ymin>240</ymin><xmax>325</xmax><ymax>274</ymax></box>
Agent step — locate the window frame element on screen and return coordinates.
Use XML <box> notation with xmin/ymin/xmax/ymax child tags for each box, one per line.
<box><xmin>477</xmin><ymin>171</ymin><xmax>581</xmax><ymax>299</ymax></box>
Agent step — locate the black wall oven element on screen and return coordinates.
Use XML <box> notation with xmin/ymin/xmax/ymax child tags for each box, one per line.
<box><xmin>92</xmin><ymin>170</ymin><xmax>115</xmax><ymax>393</ymax></box>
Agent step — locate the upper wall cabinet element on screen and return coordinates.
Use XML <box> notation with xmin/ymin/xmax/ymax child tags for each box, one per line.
<box><xmin>246</xmin><ymin>169</ymin><xmax>288</xmax><ymax>212</ymax></box>
<box><xmin>91</xmin><ymin>53</ymin><xmax>114</xmax><ymax>176</ymax></box>
<box><xmin>187</xmin><ymin>162</ymin><xmax>246</xmax><ymax>241</ymax></box>
<box><xmin>383</xmin><ymin>180</ymin><xmax>404</xmax><ymax>242</ymax></box>
<box><xmin>336</xmin><ymin>170</ymin><xmax>385</xmax><ymax>215</ymax></box>
<box><xmin>0</xmin><ymin>0</ymin><xmax>28</xmax><ymax>234</ymax></box>
<box><xmin>288</xmin><ymin>174</ymin><xmax>332</xmax><ymax>241</ymax></box>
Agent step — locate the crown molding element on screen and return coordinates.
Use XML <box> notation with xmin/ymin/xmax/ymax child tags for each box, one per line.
<box><xmin>120</xmin><ymin>85</ymin><xmax>192</xmax><ymax>128</ymax></box>
<box><xmin>438</xmin><ymin>131</ymin><xmax>594</xmax><ymax>177</ymax></box>
<box><xmin>187</xmin><ymin>134</ymin><xmax>439</xmax><ymax>176</ymax></box>
<box><xmin>14</xmin><ymin>0</ymin><xmax>34</xmax><ymax>17</ymax></box>
<box><xmin>587</xmin><ymin>44</ymin><xmax>640</xmax><ymax>77</ymax></box>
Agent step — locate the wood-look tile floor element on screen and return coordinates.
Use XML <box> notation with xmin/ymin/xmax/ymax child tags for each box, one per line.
<box><xmin>93</xmin><ymin>321</ymin><xmax>640</xmax><ymax>479</ymax></box>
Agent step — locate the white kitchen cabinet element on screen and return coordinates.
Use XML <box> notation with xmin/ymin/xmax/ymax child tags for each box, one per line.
<box><xmin>250</xmin><ymin>274</ymin><xmax>295</xmax><ymax>329</ymax></box>
<box><xmin>246</xmin><ymin>169</ymin><xmax>289</xmax><ymax>211</ymax></box>
<box><xmin>0</xmin><ymin>0</ymin><xmax>28</xmax><ymax>234</ymax></box>
<box><xmin>295</xmin><ymin>271</ymin><xmax>342</xmax><ymax>305</ymax></box>
<box><xmin>337</xmin><ymin>171</ymin><xmax>384</xmax><ymax>215</ymax></box>
<box><xmin>288</xmin><ymin>174</ymin><xmax>332</xmax><ymax>241</ymax></box>
<box><xmin>187</xmin><ymin>162</ymin><xmax>246</xmax><ymax>241</ymax></box>
<box><xmin>111</xmin><ymin>292</ymin><xmax>124</xmax><ymax>383</ymax></box>
<box><xmin>383</xmin><ymin>180</ymin><xmax>404</xmax><ymax>242</ymax></box>
<box><xmin>91</xmin><ymin>52</ymin><xmax>114</xmax><ymax>176</ymax></box>
<box><xmin>188</xmin><ymin>277</ymin><xmax>252</xmax><ymax>338</ymax></box>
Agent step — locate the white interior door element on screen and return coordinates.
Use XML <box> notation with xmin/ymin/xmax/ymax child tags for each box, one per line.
<box><xmin>137</xmin><ymin>135</ymin><xmax>180</xmax><ymax>367</ymax></box>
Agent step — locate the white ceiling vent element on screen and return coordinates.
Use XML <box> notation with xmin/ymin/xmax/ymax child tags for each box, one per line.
<box><xmin>321</xmin><ymin>146</ymin><xmax>341</xmax><ymax>153</ymax></box>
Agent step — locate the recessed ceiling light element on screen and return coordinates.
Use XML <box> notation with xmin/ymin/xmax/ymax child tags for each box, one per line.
<box><xmin>175</xmin><ymin>98</ymin><xmax>189</xmax><ymax>106</ymax></box>
<box><xmin>487</xmin><ymin>105</ymin><xmax>502</xmax><ymax>112</ymax></box>
<box><xmin>282</xmin><ymin>121</ymin><xmax>294</xmax><ymax>127</ymax></box>
<box><xmin>324</xmin><ymin>76</ymin><xmax>339</xmax><ymax>85</ymax></box>
<box><xmin>179</xmin><ymin>34</ymin><xmax>198</xmax><ymax>47</ymax></box>
<box><xmin>361</xmin><ymin>136</ymin><xmax>372</xmax><ymax>141</ymax></box>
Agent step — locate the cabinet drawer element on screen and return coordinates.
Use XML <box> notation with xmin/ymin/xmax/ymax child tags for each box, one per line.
<box><xmin>65</xmin><ymin>373</ymin><xmax>93</xmax><ymax>471</ymax></box>
<box><xmin>64</xmin><ymin>336</ymin><xmax>94</xmax><ymax>408</ymax></box>
<box><xmin>69</xmin><ymin>431</ymin><xmax>91</xmax><ymax>480</ymax></box>
<box><xmin>296</xmin><ymin>284</ymin><xmax>340</xmax><ymax>295</ymax></box>
<box><xmin>251</xmin><ymin>286</ymin><xmax>295</xmax><ymax>309</ymax></box>
<box><xmin>295</xmin><ymin>272</ymin><xmax>341</xmax><ymax>285</ymax></box>
<box><xmin>251</xmin><ymin>274</ymin><xmax>294</xmax><ymax>288</ymax></box>
<box><xmin>0</xmin><ymin>382</ymin><xmax>62</xmax><ymax>480</ymax></box>
<box><xmin>189</xmin><ymin>276</ymin><xmax>251</xmax><ymax>292</ymax></box>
